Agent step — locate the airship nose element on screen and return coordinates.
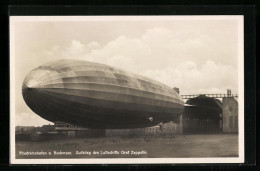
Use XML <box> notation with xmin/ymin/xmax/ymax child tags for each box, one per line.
<box><xmin>23</xmin><ymin>79</ymin><xmax>39</xmax><ymax>89</ymax></box>
<box><xmin>22</xmin><ymin>70</ymin><xmax>42</xmax><ymax>106</ymax></box>
<box><xmin>22</xmin><ymin>69</ymin><xmax>48</xmax><ymax>90</ymax></box>
<box><xmin>22</xmin><ymin>68</ymin><xmax>56</xmax><ymax>107</ymax></box>
<box><xmin>22</xmin><ymin>68</ymin><xmax>60</xmax><ymax>122</ymax></box>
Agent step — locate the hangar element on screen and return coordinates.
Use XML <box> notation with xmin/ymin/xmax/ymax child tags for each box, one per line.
<box><xmin>183</xmin><ymin>95</ymin><xmax>223</xmax><ymax>134</ymax></box>
<box><xmin>181</xmin><ymin>89</ymin><xmax>238</xmax><ymax>134</ymax></box>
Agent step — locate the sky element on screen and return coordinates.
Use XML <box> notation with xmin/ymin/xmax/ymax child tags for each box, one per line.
<box><xmin>11</xmin><ymin>16</ymin><xmax>243</xmax><ymax>126</ymax></box>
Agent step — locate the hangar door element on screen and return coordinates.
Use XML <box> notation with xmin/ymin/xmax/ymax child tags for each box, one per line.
<box><xmin>183</xmin><ymin>95</ymin><xmax>222</xmax><ymax>134</ymax></box>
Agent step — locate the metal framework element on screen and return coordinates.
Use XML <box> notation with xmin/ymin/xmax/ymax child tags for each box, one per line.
<box><xmin>181</xmin><ymin>94</ymin><xmax>238</xmax><ymax>99</ymax></box>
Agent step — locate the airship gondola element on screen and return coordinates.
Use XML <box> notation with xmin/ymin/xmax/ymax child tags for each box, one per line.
<box><xmin>22</xmin><ymin>60</ymin><xmax>184</xmax><ymax>129</ymax></box>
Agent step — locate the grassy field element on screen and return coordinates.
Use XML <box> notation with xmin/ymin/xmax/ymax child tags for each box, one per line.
<box><xmin>16</xmin><ymin>134</ymin><xmax>238</xmax><ymax>159</ymax></box>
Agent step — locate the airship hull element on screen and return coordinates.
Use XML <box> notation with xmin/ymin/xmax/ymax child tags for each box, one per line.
<box><xmin>22</xmin><ymin>60</ymin><xmax>184</xmax><ymax>129</ymax></box>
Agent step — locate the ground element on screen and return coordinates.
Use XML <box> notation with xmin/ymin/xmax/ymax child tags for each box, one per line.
<box><xmin>15</xmin><ymin>134</ymin><xmax>238</xmax><ymax>159</ymax></box>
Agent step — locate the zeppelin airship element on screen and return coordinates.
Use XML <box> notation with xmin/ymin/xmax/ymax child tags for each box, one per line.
<box><xmin>22</xmin><ymin>60</ymin><xmax>184</xmax><ymax>129</ymax></box>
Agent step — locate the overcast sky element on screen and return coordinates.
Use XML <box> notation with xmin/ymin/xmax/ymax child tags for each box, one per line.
<box><xmin>11</xmin><ymin>16</ymin><xmax>243</xmax><ymax>126</ymax></box>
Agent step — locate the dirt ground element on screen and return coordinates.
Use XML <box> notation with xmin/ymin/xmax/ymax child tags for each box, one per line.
<box><xmin>15</xmin><ymin>134</ymin><xmax>238</xmax><ymax>159</ymax></box>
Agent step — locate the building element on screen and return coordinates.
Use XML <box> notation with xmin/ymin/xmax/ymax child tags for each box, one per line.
<box><xmin>222</xmin><ymin>97</ymin><xmax>238</xmax><ymax>133</ymax></box>
<box><xmin>53</xmin><ymin>121</ymin><xmax>105</xmax><ymax>138</ymax></box>
<box><xmin>105</xmin><ymin>116</ymin><xmax>183</xmax><ymax>137</ymax></box>
<box><xmin>16</xmin><ymin>122</ymin><xmax>106</xmax><ymax>141</ymax></box>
